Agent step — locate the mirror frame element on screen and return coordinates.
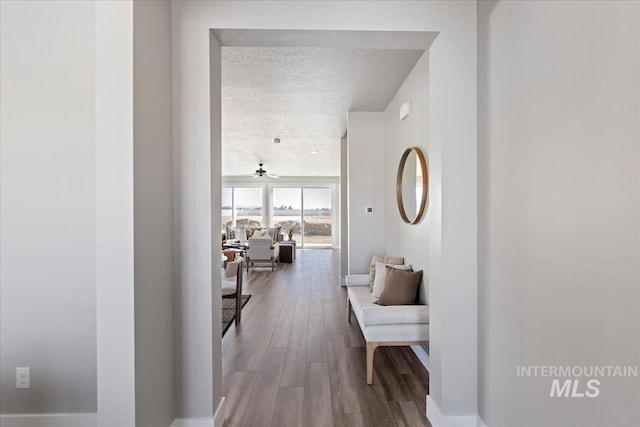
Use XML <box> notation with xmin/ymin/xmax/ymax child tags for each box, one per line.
<box><xmin>396</xmin><ymin>146</ymin><xmax>428</xmax><ymax>224</ymax></box>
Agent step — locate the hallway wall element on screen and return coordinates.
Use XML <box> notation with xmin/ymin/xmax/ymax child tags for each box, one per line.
<box><xmin>347</xmin><ymin>112</ymin><xmax>387</xmax><ymax>274</ymax></box>
<box><xmin>0</xmin><ymin>0</ymin><xmax>97</xmax><ymax>415</ymax></box>
<box><xmin>384</xmin><ymin>52</ymin><xmax>431</xmax><ymax>306</ymax></box>
<box><xmin>133</xmin><ymin>1</ymin><xmax>175</xmax><ymax>426</ymax></box>
<box><xmin>478</xmin><ymin>1</ymin><xmax>640</xmax><ymax>426</ymax></box>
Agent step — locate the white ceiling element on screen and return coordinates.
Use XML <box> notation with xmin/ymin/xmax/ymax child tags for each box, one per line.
<box><xmin>218</xmin><ymin>30</ymin><xmax>435</xmax><ymax>177</ymax></box>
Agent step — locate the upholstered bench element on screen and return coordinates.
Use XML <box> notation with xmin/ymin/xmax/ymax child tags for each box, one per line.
<box><xmin>346</xmin><ymin>274</ymin><xmax>429</xmax><ymax>385</ymax></box>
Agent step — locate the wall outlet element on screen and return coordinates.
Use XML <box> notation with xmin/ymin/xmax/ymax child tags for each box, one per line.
<box><xmin>16</xmin><ymin>367</ymin><xmax>30</xmax><ymax>389</ymax></box>
<box><xmin>366</xmin><ymin>207</ymin><xmax>373</xmax><ymax>214</ymax></box>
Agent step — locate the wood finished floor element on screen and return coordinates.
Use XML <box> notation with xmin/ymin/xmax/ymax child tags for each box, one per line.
<box><xmin>222</xmin><ymin>249</ymin><xmax>431</xmax><ymax>427</ymax></box>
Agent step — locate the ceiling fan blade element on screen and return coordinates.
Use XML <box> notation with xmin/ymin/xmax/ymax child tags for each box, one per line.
<box><xmin>252</xmin><ymin>174</ymin><xmax>259</xmax><ymax>178</ymax></box>
<box><xmin>267</xmin><ymin>173</ymin><xmax>280</xmax><ymax>179</ymax></box>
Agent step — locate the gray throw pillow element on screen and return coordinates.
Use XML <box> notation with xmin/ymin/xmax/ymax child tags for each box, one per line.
<box><xmin>377</xmin><ymin>267</ymin><xmax>423</xmax><ymax>306</ymax></box>
<box><xmin>368</xmin><ymin>255</ymin><xmax>404</xmax><ymax>291</ymax></box>
<box><xmin>267</xmin><ymin>225</ymin><xmax>281</xmax><ymax>241</ymax></box>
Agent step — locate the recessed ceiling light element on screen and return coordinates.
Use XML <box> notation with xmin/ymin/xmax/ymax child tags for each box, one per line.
<box><xmin>310</xmin><ymin>149</ymin><xmax>319</xmax><ymax>154</ymax></box>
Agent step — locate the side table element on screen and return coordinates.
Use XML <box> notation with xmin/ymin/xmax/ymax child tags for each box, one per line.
<box><xmin>279</xmin><ymin>240</ymin><xmax>297</xmax><ymax>263</ymax></box>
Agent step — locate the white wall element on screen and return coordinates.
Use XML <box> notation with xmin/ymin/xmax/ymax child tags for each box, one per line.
<box><xmin>384</xmin><ymin>52</ymin><xmax>430</xmax><ymax>305</ymax></box>
<box><xmin>0</xmin><ymin>0</ymin><xmax>97</xmax><ymax>415</ymax></box>
<box><xmin>383</xmin><ymin>39</ymin><xmax>479</xmax><ymax>421</ymax></box>
<box><xmin>171</xmin><ymin>4</ymin><xmax>220</xmax><ymax>417</ymax></box>
<box><xmin>347</xmin><ymin>112</ymin><xmax>387</xmax><ymax>273</ymax></box>
<box><xmin>95</xmin><ymin>1</ymin><xmax>135</xmax><ymax>425</ymax></box>
<box><xmin>210</xmin><ymin>30</ymin><xmax>224</xmax><ymax>425</ymax></box>
<box><xmin>2</xmin><ymin>3</ymin><xmax>175</xmax><ymax>425</ymax></box>
<box><xmin>478</xmin><ymin>1</ymin><xmax>640</xmax><ymax>426</ymax></box>
<box><xmin>133</xmin><ymin>1</ymin><xmax>175</xmax><ymax>426</ymax></box>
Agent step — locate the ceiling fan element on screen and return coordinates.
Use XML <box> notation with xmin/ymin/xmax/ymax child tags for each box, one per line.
<box><xmin>252</xmin><ymin>162</ymin><xmax>279</xmax><ymax>179</ymax></box>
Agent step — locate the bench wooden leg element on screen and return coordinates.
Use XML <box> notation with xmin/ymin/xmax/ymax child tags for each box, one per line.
<box><xmin>366</xmin><ymin>341</ymin><xmax>379</xmax><ymax>385</ymax></box>
<box><xmin>347</xmin><ymin>298</ymin><xmax>352</xmax><ymax>323</ymax></box>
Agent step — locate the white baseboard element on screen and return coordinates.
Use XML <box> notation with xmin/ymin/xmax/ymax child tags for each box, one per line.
<box><xmin>171</xmin><ymin>398</ymin><xmax>225</xmax><ymax>427</ymax></box>
<box><xmin>410</xmin><ymin>344</ymin><xmax>430</xmax><ymax>371</ymax></box>
<box><xmin>0</xmin><ymin>413</ymin><xmax>97</xmax><ymax>427</ymax></box>
<box><xmin>213</xmin><ymin>397</ymin><xmax>225</xmax><ymax>427</ymax></box>
<box><xmin>477</xmin><ymin>416</ymin><xmax>489</xmax><ymax>427</ymax></box>
<box><xmin>170</xmin><ymin>418</ymin><xmax>213</xmax><ymax>427</ymax></box>
<box><xmin>426</xmin><ymin>396</ymin><xmax>478</xmax><ymax>427</ymax></box>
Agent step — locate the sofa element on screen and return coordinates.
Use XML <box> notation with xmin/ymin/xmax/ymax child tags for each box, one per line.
<box><xmin>223</xmin><ymin>225</ymin><xmax>284</xmax><ymax>244</ymax></box>
<box><xmin>346</xmin><ymin>273</ymin><xmax>429</xmax><ymax>385</ymax></box>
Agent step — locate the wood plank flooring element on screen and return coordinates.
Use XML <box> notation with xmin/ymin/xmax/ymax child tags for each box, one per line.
<box><xmin>222</xmin><ymin>249</ymin><xmax>431</xmax><ymax>427</ymax></box>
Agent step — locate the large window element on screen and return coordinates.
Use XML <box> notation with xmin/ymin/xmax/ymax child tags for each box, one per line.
<box><xmin>222</xmin><ymin>183</ymin><xmax>335</xmax><ymax>247</ymax></box>
<box><xmin>221</xmin><ymin>187</ymin><xmax>233</xmax><ymax>231</ymax></box>
<box><xmin>302</xmin><ymin>188</ymin><xmax>332</xmax><ymax>247</ymax></box>
<box><xmin>273</xmin><ymin>188</ymin><xmax>302</xmax><ymax>242</ymax></box>
<box><xmin>272</xmin><ymin>187</ymin><xmax>332</xmax><ymax>248</ymax></box>
<box><xmin>234</xmin><ymin>187</ymin><xmax>262</xmax><ymax>228</ymax></box>
<box><xmin>221</xmin><ymin>186</ymin><xmax>263</xmax><ymax>230</ymax></box>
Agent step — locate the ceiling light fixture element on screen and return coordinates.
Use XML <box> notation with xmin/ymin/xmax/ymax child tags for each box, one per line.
<box><xmin>274</xmin><ymin>138</ymin><xmax>281</xmax><ymax>144</ymax></box>
<box><xmin>310</xmin><ymin>149</ymin><xmax>319</xmax><ymax>154</ymax></box>
<box><xmin>251</xmin><ymin>163</ymin><xmax>279</xmax><ymax>179</ymax></box>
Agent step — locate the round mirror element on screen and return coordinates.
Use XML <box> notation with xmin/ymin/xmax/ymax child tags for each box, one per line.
<box><xmin>396</xmin><ymin>147</ymin><xmax>428</xmax><ymax>224</ymax></box>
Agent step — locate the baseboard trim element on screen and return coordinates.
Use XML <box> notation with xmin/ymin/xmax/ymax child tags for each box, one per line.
<box><xmin>426</xmin><ymin>396</ymin><xmax>478</xmax><ymax>427</ymax></box>
<box><xmin>170</xmin><ymin>418</ymin><xmax>214</xmax><ymax>427</ymax></box>
<box><xmin>410</xmin><ymin>344</ymin><xmax>430</xmax><ymax>371</ymax></box>
<box><xmin>0</xmin><ymin>413</ymin><xmax>97</xmax><ymax>427</ymax></box>
<box><xmin>170</xmin><ymin>397</ymin><xmax>225</xmax><ymax>427</ymax></box>
<box><xmin>213</xmin><ymin>397</ymin><xmax>225</xmax><ymax>427</ymax></box>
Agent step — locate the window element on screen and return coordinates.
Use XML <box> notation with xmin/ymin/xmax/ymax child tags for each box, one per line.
<box><xmin>234</xmin><ymin>187</ymin><xmax>262</xmax><ymax>229</ymax></box>
<box><xmin>272</xmin><ymin>186</ymin><xmax>333</xmax><ymax>248</ymax></box>
<box><xmin>302</xmin><ymin>188</ymin><xmax>332</xmax><ymax>247</ymax></box>
<box><xmin>222</xmin><ymin>183</ymin><xmax>336</xmax><ymax>247</ymax></box>
<box><xmin>221</xmin><ymin>186</ymin><xmax>263</xmax><ymax>230</ymax></box>
<box><xmin>221</xmin><ymin>187</ymin><xmax>233</xmax><ymax>230</ymax></box>
<box><xmin>273</xmin><ymin>188</ymin><xmax>302</xmax><ymax>242</ymax></box>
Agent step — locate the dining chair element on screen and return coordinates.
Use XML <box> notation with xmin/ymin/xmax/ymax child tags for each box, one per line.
<box><xmin>222</xmin><ymin>256</ymin><xmax>244</xmax><ymax>325</ymax></box>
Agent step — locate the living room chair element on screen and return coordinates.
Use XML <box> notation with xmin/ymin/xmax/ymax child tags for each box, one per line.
<box><xmin>246</xmin><ymin>237</ymin><xmax>280</xmax><ymax>272</ymax></box>
<box><xmin>222</xmin><ymin>256</ymin><xmax>244</xmax><ymax>325</ymax></box>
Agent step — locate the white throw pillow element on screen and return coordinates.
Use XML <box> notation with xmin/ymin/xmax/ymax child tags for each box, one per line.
<box><xmin>253</xmin><ymin>229</ymin><xmax>269</xmax><ymax>238</ymax></box>
<box><xmin>372</xmin><ymin>261</ymin><xmax>412</xmax><ymax>298</ymax></box>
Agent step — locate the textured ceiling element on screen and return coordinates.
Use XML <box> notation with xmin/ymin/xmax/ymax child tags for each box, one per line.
<box><xmin>221</xmin><ymin>47</ymin><xmax>425</xmax><ymax>177</ymax></box>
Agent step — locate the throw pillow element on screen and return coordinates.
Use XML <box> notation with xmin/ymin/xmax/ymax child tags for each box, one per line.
<box><xmin>269</xmin><ymin>225</ymin><xmax>282</xmax><ymax>242</ymax></box>
<box><xmin>253</xmin><ymin>229</ymin><xmax>269</xmax><ymax>238</ymax></box>
<box><xmin>369</xmin><ymin>255</ymin><xmax>405</xmax><ymax>291</ymax></box>
<box><xmin>377</xmin><ymin>267</ymin><xmax>423</xmax><ymax>306</ymax></box>
<box><xmin>267</xmin><ymin>225</ymin><xmax>281</xmax><ymax>241</ymax></box>
<box><xmin>226</xmin><ymin>226</ymin><xmax>248</xmax><ymax>242</ymax></box>
<box><xmin>372</xmin><ymin>261</ymin><xmax>412</xmax><ymax>298</ymax></box>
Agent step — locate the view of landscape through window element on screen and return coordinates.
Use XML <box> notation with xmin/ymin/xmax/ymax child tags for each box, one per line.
<box><xmin>222</xmin><ymin>186</ymin><xmax>332</xmax><ymax>247</ymax></box>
